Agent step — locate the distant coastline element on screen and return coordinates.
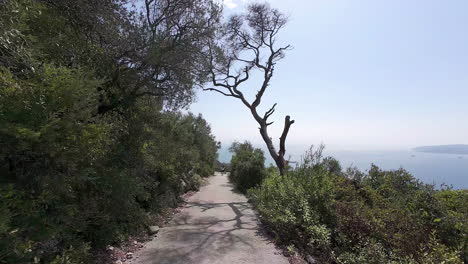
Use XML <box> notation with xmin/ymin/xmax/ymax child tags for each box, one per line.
<box><xmin>413</xmin><ymin>144</ymin><xmax>468</xmax><ymax>155</ymax></box>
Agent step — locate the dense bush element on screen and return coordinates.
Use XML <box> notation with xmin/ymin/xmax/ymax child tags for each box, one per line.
<box><xmin>228</xmin><ymin>142</ymin><xmax>266</xmax><ymax>193</ymax></box>
<box><xmin>0</xmin><ymin>86</ymin><xmax>218</xmax><ymax>263</ymax></box>
<box><xmin>0</xmin><ymin>0</ymin><xmax>220</xmax><ymax>263</ymax></box>
<box><xmin>249</xmin><ymin>146</ymin><xmax>467</xmax><ymax>263</ymax></box>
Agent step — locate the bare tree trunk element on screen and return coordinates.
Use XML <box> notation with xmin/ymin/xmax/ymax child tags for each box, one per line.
<box><xmin>257</xmin><ymin>114</ymin><xmax>294</xmax><ymax>175</ymax></box>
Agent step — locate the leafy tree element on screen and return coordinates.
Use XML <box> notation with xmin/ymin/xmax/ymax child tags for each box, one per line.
<box><xmin>0</xmin><ymin>0</ymin><xmax>221</xmax><ymax>262</ymax></box>
<box><xmin>229</xmin><ymin>141</ymin><xmax>266</xmax><ymax>193</ymax></box>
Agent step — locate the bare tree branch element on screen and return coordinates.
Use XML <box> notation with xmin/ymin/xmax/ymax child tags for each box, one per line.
<box><xmin>203</xmin><ymin>88</ymin><xmax>238</xmax><ymax>98</ymax></box>
<box><xmin>263</xmin><ymin>103</ymin><xmax>277</xmax><ymax>121</ymax></box>
<box><xmin>205</xmin><ymin>3</ymin><xmax>293</xmax><ymax>175</ymax></box>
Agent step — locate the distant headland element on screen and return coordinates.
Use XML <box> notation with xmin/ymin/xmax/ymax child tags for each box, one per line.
<box><xmin>413</xmin><ymin>144</ymin><xmax>468</xmax><ymax>155</ymax></box>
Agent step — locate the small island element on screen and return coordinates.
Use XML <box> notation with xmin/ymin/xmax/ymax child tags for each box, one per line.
<box><xmin>413</xmin><ymin>144</ymin><xmax>468</xmax><ymax>155</ymax></box>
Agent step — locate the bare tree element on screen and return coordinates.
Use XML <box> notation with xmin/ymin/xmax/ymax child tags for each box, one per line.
<box><xmin>206</xmin><ymin>3</ymin><xmax>293</xmax><ymax>175</ymax></box>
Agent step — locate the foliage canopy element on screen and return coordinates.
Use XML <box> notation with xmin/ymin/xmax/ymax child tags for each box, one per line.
<box><xmin>0</xmin><ymin>0</ymin><xmax>220</xmax><ymax>262</ymax></box>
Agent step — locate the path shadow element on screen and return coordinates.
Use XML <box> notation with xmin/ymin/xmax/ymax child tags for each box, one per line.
<box><xmin>139</xmin><ymin>201</ymin><xmax>273</xmax><ymax>264</ymax></box>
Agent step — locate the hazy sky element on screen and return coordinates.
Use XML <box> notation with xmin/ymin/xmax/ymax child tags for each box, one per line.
<box><xmin>190</xmin><ymin>0</ymin><xmax>468</xmax><ymax>150</ymax></box>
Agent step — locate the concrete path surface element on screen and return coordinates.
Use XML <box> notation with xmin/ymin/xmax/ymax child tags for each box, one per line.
<box><xmin>130</xmin><ymin>172</ymin><xmax>288</xmax><ymax>264</ymax></box>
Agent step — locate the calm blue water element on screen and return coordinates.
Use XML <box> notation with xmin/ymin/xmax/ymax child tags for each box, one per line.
<box><xmin>326</xmin><ymin>150</ymin><xmax>468</xmax><ymax>189</ymax></box>
<box><xmin>218</xmin><ymin>147</ymin><xmax>468</xmax><ymax>189</ymax></box>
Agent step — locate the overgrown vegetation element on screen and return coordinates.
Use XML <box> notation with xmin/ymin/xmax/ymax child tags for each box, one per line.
<box><xmin>249</xmin><ymin>146</ymin><xmax>467</xmax><ymax>263</ymax></box>
<box><xmin>2</xmin><ymin>0</ymin><xmax>466</xmax><ymax>263</ymax></box>
<box><xmin>0</xmin><ymin>0</ymin><xmax>219</xmax><ymax>263</ymax></box>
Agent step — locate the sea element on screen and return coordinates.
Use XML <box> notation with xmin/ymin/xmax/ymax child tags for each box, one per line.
<box><xmin>218</xmin><ymin>146</ymin><xmax>468</xmax><ymax>189</ymax></box>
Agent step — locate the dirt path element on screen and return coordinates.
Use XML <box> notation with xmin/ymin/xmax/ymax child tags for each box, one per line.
<box><xmin>130</xmin><ymin>172</ymin><xmax>288</xmax><ymax>264</ymax></box>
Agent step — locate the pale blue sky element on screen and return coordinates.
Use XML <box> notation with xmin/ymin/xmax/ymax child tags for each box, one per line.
<box><xmin>191</xmin><ymin>0</ymin><xmax>468</xmax><ymax>151</ymax></box>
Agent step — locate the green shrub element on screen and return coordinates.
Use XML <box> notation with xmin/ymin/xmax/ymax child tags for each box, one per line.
<box><xmin>433</xmin><ymin>189</ymin><xmax>468</xmax><ymax>262</ymax></box>
<box><xmin>50</xmin><ymin>243</ymin><xmax>91</xmax><ymax>264</ymax></box>
<box><xmin>249</xmin><ymin>145</ymin><xmax>467</xmax><ymax>263</ymax></box>
<box><xmin>0</xmin><ymin>43</ymin><xmax>218</xmax><ymax>264</ymax></box>
<box><xmin>228</xmin><ymin>141</ymin><xmax>266</xmax><ymax>193</ymax></box>
<box><xmin>334</xmin><ymin>239</ymin><xmax>405</xmax><ymax>264</ymax></box>
<box><xmin>417</xmin><ymin>232</ymin><xmax>464</xmax><ymax>264</ymax></box>
<box><xmin>249</xmin><ymin>146</ymin><xmax>334</xmax><ymax>254</ymax></box>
